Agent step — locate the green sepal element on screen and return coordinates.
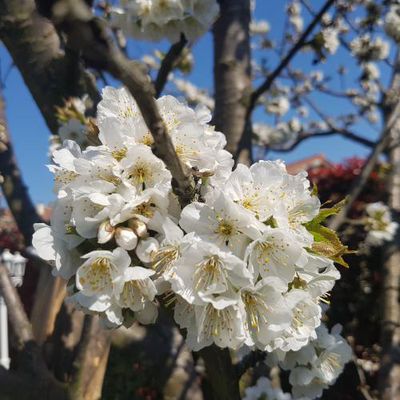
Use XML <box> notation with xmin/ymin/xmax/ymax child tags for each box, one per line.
<box><xmin>265</xmin><ymin>216</ymin><xmax>278</xmax><ymax>228</ymax></box>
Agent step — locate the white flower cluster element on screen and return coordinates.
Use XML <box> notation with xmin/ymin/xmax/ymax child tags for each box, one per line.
<box><xmin>49</xmin><ymin>97</ymin><xmax>94</xmax><ymax>157</ymax></box>
<box><xmin>361</xmin><ymin>62</ymin><xmax>380</xmax><ymax>81</ymax></box>
<box><xmin>287</xmin><ymin>1</ymin><xmax>303</xmax><ymax>33</ymax></box>
<box><xmin>113</xmin><ymin>0</ymin><xmax>220</xmax><ymax>43</ymax></box>
<box><xmin>265</xmin><ymin>96</ymin><xmax>290</xmax><ymax>117</ymax></box>
<box><xmin>250</xmin><ymin>20</ymin><xmax>270</xmax><ymax>36</ymax></box>
<box><xmin>321</xmin><ymin>27</ymin><xmax>340</xmax><ymax>55</ymax></box>
<box><xmin>385</xmin><ymin>6</ymin><xmax>400</xmax><ymax>43</ymax></box>
<box><xmin>268</xmin><ymin>324</ymin><xmax>352</xmax><ymax>399</ymax></box>
<box><xmin>243</xmin><ymin>377</ymin><xmax>292</xmax><ymax>400</ymax></box>
<box><xmin>350</xmin><ymin>34</ymin><xmax>390</xmax><ymax>61</ymax></box>
<box><xmin>172</xmin><ymin>77</ymin><xmax>215</xmax><ymax>110</ymax></box>
<box><xmin>365</xmin><ymin>202</ymin><xmax>398</xmax><ymax>246</ymax></box>
<box><xmin>33</xmin><ymin>86</ymin><xmax>344</xmax><ymax>355</ymax></box>
<box><xmin>253</xmin><ymin>120</ymin><xmax>301</xmax><ymax>147</ymax></box>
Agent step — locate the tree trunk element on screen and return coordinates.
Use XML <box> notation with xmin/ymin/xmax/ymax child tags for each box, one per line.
<box><xmin>379</xmin><ymin>133</ymin><xmax>400</xmax><ymax>400</ymax></box>
<box><xmin>379</xmin><ymin>50</ymin><xmax>400</xmax><ymax>400</ymax></box>
<box><xmin>70</xmin><ymin>316</ymin><xmax>112</xmax><ymax>400</ymax></box>
<box><xmin>31</xmin><ymin>273</ymin><xmax>66</xmax><ymax>345</ymax></box>
<box><xmin>213</xmin><ymin>0</ymin><xmax>253</xmax><ymax>165</ymax></box>
<box><xmin>199</xmin><ymin>346</ymin><xmax>241</xmax><ymax>400</ymax></box>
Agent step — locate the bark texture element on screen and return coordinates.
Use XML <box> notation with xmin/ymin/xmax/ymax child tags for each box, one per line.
<box><xmin>379</xmin><ymin>52</ymin><xmax>400</xmax><ymax>400</ymax></box>
<box><xmin>0</xmin><ymin>263</ymin><xmax>69</xmax><ymax>400</ymax></box>
<box><xmin>70</xmin><ymin>316</ymin><xmax>112</xmax><ymax>400</ymax></box>
<box><xmin>30</xmin><ymin>273</ymin><xmax>66</xmax><ymax>344</ymax></box>
<box><xmin>0</xmin><ymin>0</ymin><xmax>100</xmax><ymax>135</ymax></box>
<box><xmin>213</xmin><ymin>0</ymin><xmax>252</xmax><ymax>164</ymax></box>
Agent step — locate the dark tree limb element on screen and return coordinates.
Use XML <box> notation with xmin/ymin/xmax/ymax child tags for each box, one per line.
<box><xmin>0</xmin><ymin>0</ymin><xmax>100</xmax><ymax>135</ymax></box>
<box><xmin>235</xmin><ymin>349</ymin><xmax>265</xmax><ymax>378</ymax></box>
<box><xmin>37</xmin><ymin>0</ymin><xmax>195</xmax><ymax>207</ymax></box>
<box><xmin>48</xmin><ymin>302</ymin><xmax>85</xmax><ymax>382</ymax></box>
<box><xmin>154</xmin><ymin>34</ymin><xmax>188</xmax><ymax>97</ymax></box>
<box><xmin>0</xmin><ymin>264</ymin><xmax>70</xmax><ymax>399</ymax></box>
<box><xmin>70</xmin><ymin>315</ymin><xmax>112</xmax><ymax>400</ymax></box>
<box><xmin>30</xmin><ymin>273</ymin><xmax>66</xmax><ymax>344</ymax></box>
<box><xmin>198</xmin><ymin>346</ymin><xmax>240</xmax><ymax>400</ymax></box>
<box><xmin>267</xmin><ymin>128</ymin><xmax>375</xmax><ymax>153</ymax></box>
<box><xmin>0</xmin><ymin>90</ymin><xmax>42</xmax><ymax>246</ymax></box>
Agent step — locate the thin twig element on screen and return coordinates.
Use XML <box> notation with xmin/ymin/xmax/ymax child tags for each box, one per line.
<box><xmin>303</xmin><ymin>96</ymin><xmax>376</xmax><ymax>147</ymax></box>
<box><xmin>353</xmin><ymin>356</ymin><xmax>378</xmax><ymax>400</ymax></box>
<box><xmin>248</xmin><ymin>0</ymin><xmax>336</xmax><ymax>113</ymax></box>
<box><xmin>154</xmin><ymin>34</ymin><xmax>188</xmax><ymax>97</ymax></box>
<box><xmin>268</xmin><ymin>128</ymin><xmax>375</xmax><ymax>154</ymax></box>
<box><xmin>329</xmin><ymin>101</ymin><xmax>400</xmax><ymax>231</ymax></box>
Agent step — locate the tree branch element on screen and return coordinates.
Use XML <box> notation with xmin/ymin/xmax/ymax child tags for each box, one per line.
<box><xmin>235</xmin><ymin>350</ymin><xmax>265</xmax><ymax>378</ymax></box>
<box><xmin>154</xmin><ymin>34</ymin><xmax>188</xmax><ymax>97</ymax></box>
<box><xmin>70</xmin><ymin>315</ymin><xmax>112</xmax><ymax>400</ymax></box>
<box><xmin>198</xmin><ymin>346</ymin><xmax>240</xmax><ymax>400</ymax></box>
<box><xmin>0</xmin><ymin>265</ymin><xmax>68</xmax><ymax>398</ymax></box>
<box><xmin>268</xmin><ymin>128</ymin><xmax>375</xmax><ymax>153</ymax></box>
<box><xmin>30</xmin><ymin>273</ymin><xmax>66</xmax><ymax>344</ymax></box>
<box><xmin>0</xmin><ymin>0</ymin><xmax>100</xmax><ymax>135</ymax></box>
<box><xmin>37</xmin><ymin>0</ymin><xmax>195</xmax><ymax>206</ymax></box>
<box><xmin>248</xmin><ymin>0</ymin><xmax>336</xmax><ymax>113</ymax></box>
<box><xmin>328</xmin><ymin>101</ymin><xmax>400</xmax><ymax>231</ymax></box>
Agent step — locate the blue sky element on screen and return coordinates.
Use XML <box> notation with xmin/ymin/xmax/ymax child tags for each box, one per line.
<box><xmin>0</xmin><ymin>1</ymin><xmax>385</xmax><ymax>205</ymax></box>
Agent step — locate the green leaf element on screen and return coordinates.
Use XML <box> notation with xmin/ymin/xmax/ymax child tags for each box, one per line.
<box><xmin>307</xmin><ymin>198</ymin><xmax>347</xmax><ymax>227</ymax></box>
<box><xmin>304</xmin><ymin>198</ymin><xmax>353</xmax><ymax>268</ymax></box>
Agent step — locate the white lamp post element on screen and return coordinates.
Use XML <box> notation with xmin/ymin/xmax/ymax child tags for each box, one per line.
<box><xmin>0</xmin><ymin>249</ymin><xmax>27</xmax><ymax>370</ymax></box>
<box><xmin>11</xmin><ymin>252</ymin><xmax>27</xmax><ymax>287</ymax></box>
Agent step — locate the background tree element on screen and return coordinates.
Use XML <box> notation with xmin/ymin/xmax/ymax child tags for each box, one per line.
<box><xmin>0</xmin><ymin>1</ymin><xmax>400</xmax><ymax>399</ymax></box>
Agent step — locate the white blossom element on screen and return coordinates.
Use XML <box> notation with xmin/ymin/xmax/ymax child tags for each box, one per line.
<box><xmin>350</xmin><ymin>34</ymin><xmax>389</xmax><ymax>61</ymax></box>
<box><xmin>271</xmin><ymin>324</ymin><xmax>352</xmax><ymax>399</ymax></box>
<box><xmin>265</xmin><ymin>96</ymin><xmax>290</xmax><ymax>116</ymax></box>
<box><xmin>321</xmin><ymin>27</ymin><xmax>339</xmax><ymax>54</ymax></box>
<box><xmin>250</xmin><ymin>20</ymin><xmax>270</xmax><ymax>35</ymax></box>
<box><xmin>173</xmin><ymin>78</ymin><xmax>215</xmax><ymax>109</ymax></box>
<box><xmin>385</xmin><ymin>6</ymin><xmax>400</xmax><ymax>43</ymax></box>
<box><xmin>243</xmin><ymin>377</ymin><xmax>292</xmax><ymax>400</ymax></box>
<box><xmin>361</xmin><ymin>62</ymin><xmax>380</xmax><ymax>81</ymax></box>
<box><xmin>288</xmin><ymin>1</ymin><xmax>303</xmax><ymax>33</ymax></box>
<box><xmin>365</xmin><ymin>202</ymin><xmax>398</xmax><ymax>246</ymax></box>
<box><xmin>113</xmin><ymin>0</ymin><xmax>220</xmax><ymax>43</ymax></box>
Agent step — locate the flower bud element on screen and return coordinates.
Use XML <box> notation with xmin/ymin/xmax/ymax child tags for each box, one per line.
<box><xmin>128</xmin><ymin>218</ymin><xmax>148</xmax><ymax>238</ymax></box>
<box><xmin>115</xmin><ymin>227</ymin><xmax>138</xmax><ymax>251</ymax></box>
<box><xmin>98</xmin><ymin>220</ymin><xmax>115</xmax><ymax>244</ymax></box>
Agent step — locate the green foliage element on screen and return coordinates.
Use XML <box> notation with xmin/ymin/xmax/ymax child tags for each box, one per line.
<box><xmin>305</xmin><ymin>199</ymin><xmax>354</xmax><ymax>268</ymax></box>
